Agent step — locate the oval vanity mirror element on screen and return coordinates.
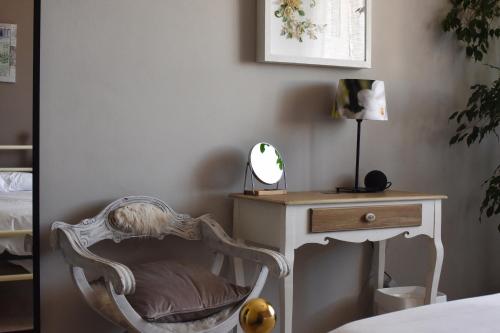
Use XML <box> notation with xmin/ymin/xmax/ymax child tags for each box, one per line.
<box><xmin>250</xmin><ymin>143</ymin><xmax>284</xmax><ymax>185</ymax></box>
<box><xmin>244</xmin><ymin>142</ymin><xmax>287</xmax><ymax>196</ymax></box>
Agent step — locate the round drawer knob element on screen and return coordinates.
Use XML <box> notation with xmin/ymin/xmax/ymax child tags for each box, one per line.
<box><xmin>365</xmin><ymin>213</ymin><xmax>377</xmax><ymax>223</ymax></box>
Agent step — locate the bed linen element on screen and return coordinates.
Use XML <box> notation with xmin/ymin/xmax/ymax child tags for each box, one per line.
<box><xmin>331</xmin><ymin>293</ymin><xmax>500</xmax><ymax>333</ymax></box>
<box><xmin>330</xmin><ymin>294</ymin><xmax>500</xmax><ymax>333</ymax></box>
<box><xmin>0</xmin><ymin>191</ymin><xmax>32</xmax><ymax>256</ymax></box>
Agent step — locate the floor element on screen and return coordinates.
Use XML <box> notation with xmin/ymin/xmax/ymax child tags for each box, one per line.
<box><xmin>0</xmin><ymin>262</ymin><xmax>33</xmax><ymax>333</ymax></box>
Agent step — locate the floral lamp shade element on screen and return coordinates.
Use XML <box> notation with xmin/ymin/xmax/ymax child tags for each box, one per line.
<box><xmin>333</xmin><ymin>79</ymin><xmax>388</xmax><ymax>121</ymax></box>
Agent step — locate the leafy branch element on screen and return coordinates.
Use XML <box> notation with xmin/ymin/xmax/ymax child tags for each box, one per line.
<box><xmin>444</xmin><ymin>0</ymin><xmax>500</xmax><ymax>229</ymax></box>
<box><xmin>260</xmin><ymin>143</ymin><xmax>284</xmax><ymax>170</ymax></box>
<box><xmin>442</xmin><ymin>0</ymin><xmax>500</xmax><ymax>62</ymax></box>
<box><xmin>449</xmin><ymin>75</ymin><xmax>500</xmax><ymax>146</ymax></box>
<box><xmin>481</xmin><ymin>165</ymin><xmax>500</xmax><ymax>228</ymax></box>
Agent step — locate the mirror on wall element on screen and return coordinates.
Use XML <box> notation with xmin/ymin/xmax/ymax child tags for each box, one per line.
<box><xmin>0</xmin><ymin>0</ymin><xmax>35</xmax><ymax>331</ymax></box>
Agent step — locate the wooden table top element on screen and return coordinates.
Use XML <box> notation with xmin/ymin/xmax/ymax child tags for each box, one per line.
<box><xmin>230</xmin><ymin>190</ymin><xmax>448</xmax><ymax>205</ymax></box>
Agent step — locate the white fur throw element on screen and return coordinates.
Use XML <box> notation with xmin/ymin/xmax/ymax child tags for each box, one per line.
<box><xmin>109</xmin><ymin>203</ymin><xmax>174</xmax><ymax>236</ymax></box>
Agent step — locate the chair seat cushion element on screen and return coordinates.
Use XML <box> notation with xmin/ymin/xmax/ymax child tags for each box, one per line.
<box><xmin>125</xmin><ymin>260</ymin><xmax>250</xmax><ymax>323</ymax></box>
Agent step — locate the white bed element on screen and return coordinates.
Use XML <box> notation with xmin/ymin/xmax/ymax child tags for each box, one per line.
<box><xmin>331</xmin><ymin>293</ymin><xmax>500</xmax><ymax>333</ymax></box>
<box><xmin>0</xmin><ymin>191</ymin><xmax>33</xmax><ymax>256</ymax></box>
<box><xmin>0</xmin><ymin>145</ymin><xmax>33</xmax><ymax>281</ymax></box>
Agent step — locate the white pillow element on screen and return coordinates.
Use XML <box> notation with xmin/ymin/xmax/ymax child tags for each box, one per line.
<box><xmin>0</xmin><ymin>176</ymin><xmax>8</xmax><ymax>192</ymax></box>
<box><xmin>0</xmin><ymin>172</ymin><xmax>32</xmax><ymax>192</ymax></box>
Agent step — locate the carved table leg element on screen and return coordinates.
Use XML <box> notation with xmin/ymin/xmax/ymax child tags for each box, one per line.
<box><xmin>375</xmin><ymin>240</ymin><xmax>387</xmax><ymax>289</ymax></box>
<box><xmin>279</xmin><ymin>250</ymin><xmax>294</xmax><ymax>333</ymax></box>
<box><xmin>233</xmin><ymin>238</ymin><xmax>246</xmax><ymax>287</ymax></box>
<box><xmin>232</xmin><ymin>238</ymin><xmax>246</xmax><ymax>333</ymax></box>
<box><xmin>424</xmin><ymin>235</ymin><xmax>444</xmax><ymax>304</ymax></box>
<box><xmin>233</xmin><ymin>201</ymin><xmax>246</xmax><ymax>289</ymax></box>
<box><xmin>424</xmin><ymin>200</ymin><xmax>444</xmax><ymax>305</ymax></box>
<box><xmin>373</xmin><ymin>240</ymin><xmax>387</xmax><ymax>314</ymax></box>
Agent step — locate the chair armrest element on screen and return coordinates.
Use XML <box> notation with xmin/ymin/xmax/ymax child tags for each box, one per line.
<box><xmin>198</xmin><ymin>215</ymin><xmax>290</xmax><ymax>279</ymax></box>
<box><xmin>51</xmin><ymin>222</ymin><xmax>136</xmax><ymax>295</ymax></box>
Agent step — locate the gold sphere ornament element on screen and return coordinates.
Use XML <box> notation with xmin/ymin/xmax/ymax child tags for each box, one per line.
<box><xmin>239</xmin><ymin>298</ymin><xmax>277</xmax><ymax>333</ymax></box>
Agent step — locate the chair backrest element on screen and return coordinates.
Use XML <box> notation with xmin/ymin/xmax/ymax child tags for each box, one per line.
<box><xmin>52</xmin><ymin>196</ymin><xmax>202</xmax><ymax>248</ymax></box>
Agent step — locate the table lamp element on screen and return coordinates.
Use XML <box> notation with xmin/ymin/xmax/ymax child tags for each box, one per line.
<box><xmin>333</xmin><ymin>79</ymin><xmax>388</xmax><ymax>193</ymax></box>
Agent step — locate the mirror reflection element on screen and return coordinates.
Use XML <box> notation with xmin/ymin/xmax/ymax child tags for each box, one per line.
<box><xmin>0</xmin><ymin>0</ymin><xmax>34</xmax><ymax>331</ymax></box>
<box><xmin>250</xmin><ymin>143</ymin><xmax>284</xmax><ymax>185</ymax></box>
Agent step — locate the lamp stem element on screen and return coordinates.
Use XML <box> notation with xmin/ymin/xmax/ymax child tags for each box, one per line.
<box><xmin>355</xmin><ymin>119</ymin><xmax>362</xmax><ymax>190</ymax></box>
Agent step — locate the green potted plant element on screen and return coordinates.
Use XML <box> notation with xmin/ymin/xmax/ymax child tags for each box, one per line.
<box><xmin>443</xmin><ymin>0</ymin><xmax>500</xmax><ymax>229</ymax></box>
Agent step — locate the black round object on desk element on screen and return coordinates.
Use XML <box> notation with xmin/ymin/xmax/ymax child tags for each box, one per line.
<box><xmin>365</xmin><ymin>170</ymin><xmax>392</xmax><ymax>192</ymax></box>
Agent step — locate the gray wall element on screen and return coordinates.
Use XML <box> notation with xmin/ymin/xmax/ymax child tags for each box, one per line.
<box><xmin>40</xmin><ymin>1</ymin><xmax>500</xmax><ymax>332</ymax></box>
<box><xmin>0</xmin><ymin>0</ymin><xmax>33</xmax><ymax>166</ymax></box>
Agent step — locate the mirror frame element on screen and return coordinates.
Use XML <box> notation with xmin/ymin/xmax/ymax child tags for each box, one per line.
<box><xmin>33</xmin><ymin>0</ymin><xmax>40</xmax><ymax>330</ymax></box>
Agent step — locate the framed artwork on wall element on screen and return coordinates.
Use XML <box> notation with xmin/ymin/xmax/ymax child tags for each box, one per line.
<box><xmin>257</xmin><ymin>0</ymin><xmax>371</xmax><ymax>68</ymax></box>
<box><xmin>0</xmin><ymin>23</ymin><xmax>17</xmax><ymax>83</ymax></box>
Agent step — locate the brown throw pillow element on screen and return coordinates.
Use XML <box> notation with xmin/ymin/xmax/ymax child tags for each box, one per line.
<box><xmin>125</xmin><ymin>260</ymin><xmax>250</xmax><ymax>323</ymax></box>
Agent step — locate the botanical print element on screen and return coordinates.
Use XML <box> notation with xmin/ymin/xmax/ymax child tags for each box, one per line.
<box><xmin>0</xmin><ymin>29</ymin><xmax>11</xmax><ymax>76</ymax></box>
<box><xmin>333</xmin><ymin>79</ymin><xmax>387</xmax><ymax>121</ymax></box>
<box><xmin>274</xmin><ymin>0</ymin><xmax>326</xmax><ymax>42</ymax></box>
<box><xmin>0</xmin><ymin>24</ymin><xmax>16</xmax><ymax>83</ymax></box>
<box><xmin>262</xmin><ymin>0</ymin><xmax>370</xmax><ymax>67</ymax></box>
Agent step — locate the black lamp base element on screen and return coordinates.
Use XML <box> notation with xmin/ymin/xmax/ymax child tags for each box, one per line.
<box><xmin>336</xmin><ymin>186</ymin><xmax>377</xmax><ymax>193</ymax></box>
<box><xmin>335</xmin><ymin>119</ymin><xmax>378</xmax><ymax>194</ymax></box>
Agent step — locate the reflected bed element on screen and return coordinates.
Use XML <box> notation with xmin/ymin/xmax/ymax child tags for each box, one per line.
<box><xmin>0</xmin><ymin>191</ymin><xmax>32</xmax><ymax>257</ymax></box>
<box><xmin>0</xmin><ymin>145</ymin><xmax>33</xmax><ymax>282</ymax></box>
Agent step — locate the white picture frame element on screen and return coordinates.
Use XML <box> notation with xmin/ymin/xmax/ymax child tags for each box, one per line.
<box><xmin>257</xmin><ymin>0</ymin><xmax>372</xmax><ymax>68</ymax></box>
<box><xmin>0</xmin><ymin>23</ymin><xmax>17</xmax><ymax>83</ymax></box>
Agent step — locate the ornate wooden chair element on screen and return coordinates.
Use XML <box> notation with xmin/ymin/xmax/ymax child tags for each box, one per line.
<box><xmin>51</xmin><ymin>196</ymin><xmax>289</xmax><ymax>333</ymax></box>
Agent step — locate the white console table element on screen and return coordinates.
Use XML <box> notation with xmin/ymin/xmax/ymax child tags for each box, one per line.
<box><xmin>231</xmin><ymin>191</ymin><xmax>447</xmax><ymax>333</ymax></box>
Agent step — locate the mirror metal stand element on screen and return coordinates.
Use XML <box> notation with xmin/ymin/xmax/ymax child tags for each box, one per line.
<box><xmin>243</xmin><ymin>161</ymin><xmax>287</xmax><ymax>196</ymax></box>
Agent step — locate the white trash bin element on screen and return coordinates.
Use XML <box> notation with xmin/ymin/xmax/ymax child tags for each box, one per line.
<box><xmin>374</xmin><ymin>286</ymin><xmax>447</xmax><ymax>315</ymax></box>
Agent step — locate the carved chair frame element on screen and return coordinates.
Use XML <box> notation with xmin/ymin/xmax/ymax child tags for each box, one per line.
<box><xmin>51</xmin><ymin>196</ymin><xmax>289</xmax><ymax>333</ymax></box>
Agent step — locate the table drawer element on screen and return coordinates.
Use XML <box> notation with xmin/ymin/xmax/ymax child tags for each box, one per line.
<box><xmin>310</xmin><ymin>204</ymin><xmax>422</xmax><ymax>232</ymax></box>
